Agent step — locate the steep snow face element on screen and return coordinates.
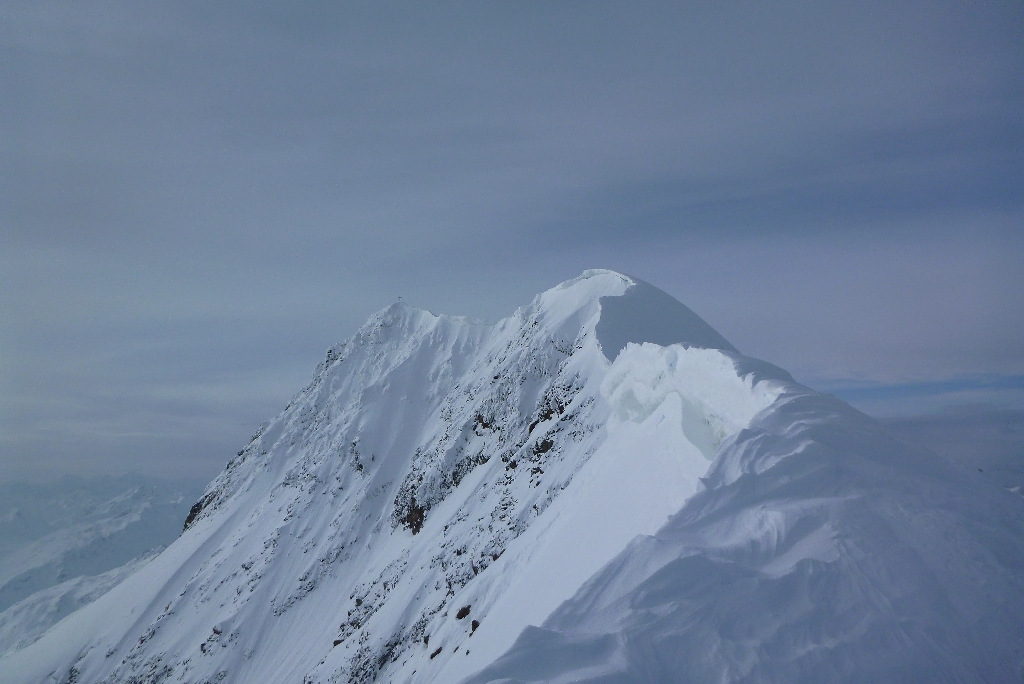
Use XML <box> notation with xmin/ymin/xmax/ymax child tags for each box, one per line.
<box><xmin>434</xmin><ymin>342</ymin><xmax>783</xmax><ymax>683</ymax></box>
<box><xmin>1</xmin><ymin>270</ymin><xmax>782</xmax><ymax>684</ymax></box>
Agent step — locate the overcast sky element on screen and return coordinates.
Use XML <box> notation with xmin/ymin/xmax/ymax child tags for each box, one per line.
<box><xmin>2</xmin><ymin>1</ymin><xmax>1022</xmax><ymax>483</ymax></box>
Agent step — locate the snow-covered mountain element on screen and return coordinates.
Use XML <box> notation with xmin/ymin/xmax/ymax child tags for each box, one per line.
<box><xmin>3</xmin><ymin>270</ymin><xmax>1022</xmax><ymax>684</ymax></box>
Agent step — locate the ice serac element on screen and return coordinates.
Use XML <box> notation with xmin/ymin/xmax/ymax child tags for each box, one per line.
<box><xmin>4</xmin><ymin>269</ymin><xmax>1023</xmax><ymax>684</ymax></box>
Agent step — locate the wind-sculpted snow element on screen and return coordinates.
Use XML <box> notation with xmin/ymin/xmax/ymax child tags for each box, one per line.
<box><xmin>464</xmin><ymin>389</ymin><xmax>1024</xmax><ymax>684</ymax></box>
<box><xmin>2</xmin><ymin>270</ymin><xmax>777</xmax><ymax>684</ymax></box>
<box><xmin>6</xmin><ymin>269</ymin><xmax>1019</xmax><ymax>684</ymax></box>
<box><xmin>602</xmin><ymin>344</ymin><xmax>782</xmax><ymax>459</ymax></box>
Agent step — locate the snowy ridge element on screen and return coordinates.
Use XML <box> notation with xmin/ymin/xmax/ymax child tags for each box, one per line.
<box><xmin>4</xmin><ymin>269</ymin><xmax>1021</xmax><ymax>683</ymax></box>
<box><xmin>2</xmin><ymin>270</ymin><xmax>782</xmax><ymax>684</ymax></box>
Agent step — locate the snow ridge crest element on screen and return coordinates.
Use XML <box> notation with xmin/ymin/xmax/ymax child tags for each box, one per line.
<box><xmin>2</xmin><ymin>271</ymin><xmax>800</xmax><ymax>684</ymax></box>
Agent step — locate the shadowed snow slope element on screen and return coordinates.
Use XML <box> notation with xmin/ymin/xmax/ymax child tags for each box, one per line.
<box><xmin>3</xmin><ymin>270</ymin><xmax>1023</xmax><ymax>684</ymax></box>
<box><xmin>595</xmin><ymin>276</ymin><xmax>737</xmax><ymax>360</ymax></box>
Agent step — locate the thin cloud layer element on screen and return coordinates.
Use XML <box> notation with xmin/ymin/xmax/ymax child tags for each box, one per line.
<box><xmin>2</xmin><ymin>1</ymin><xmax>1021</xmax><ymax>481</ymax></box>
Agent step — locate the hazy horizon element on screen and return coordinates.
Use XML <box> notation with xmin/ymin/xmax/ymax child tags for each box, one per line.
<box><xmin>3</xmin><ymin>2</ymin><xmax>1021</xmax><ymax>483</ymax></box>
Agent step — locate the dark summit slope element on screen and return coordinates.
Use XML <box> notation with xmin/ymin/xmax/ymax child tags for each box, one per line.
<box><xmin>596</xmin><ymin>276</ymin><xmax>737</xmax><ymax>361</ymax></box>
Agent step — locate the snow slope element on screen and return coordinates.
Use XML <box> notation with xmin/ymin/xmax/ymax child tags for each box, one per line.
<box><xmin>465</xmin><ymin>389</ymin><xmax>1024</xmax><ymax>683</ymax></box>
<box><xmin>3</xmin><ymin>269</ymin><xmax>1022</xmax><ymax>683</ymax></box>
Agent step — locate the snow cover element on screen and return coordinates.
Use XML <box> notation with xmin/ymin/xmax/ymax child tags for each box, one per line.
<box><xmin>2</xmin><ymin>270</ymin><xmax>1022</xmax><ymax>684</ymax></box>
<box><xmin>595</xmin><ymin>277</ymin><xmax>736</xmax><ymax>359</ymax></box>
<box><xmin>465</xmin><ymin>389</ymin><xmax>1024</xmax><ymax>683</ymax></box>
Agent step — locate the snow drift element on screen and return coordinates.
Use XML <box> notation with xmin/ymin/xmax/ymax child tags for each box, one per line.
<box><xmin>2</xmin><ymin>270</ymin><xmax>1022</xmax><ymax>684</ymax></box>
<box><xmin>465</xmin><ymin>389</ymin><xmax>1024</xmax><ymax>683</ymax></box>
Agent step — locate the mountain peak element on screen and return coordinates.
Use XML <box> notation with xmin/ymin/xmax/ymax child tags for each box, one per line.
<box><xmin>5</xmin><ymin>273</ymin><xmax>1022</xmax><ymax>684</ymax></box>
<box><xmin>526</xmin><ymin>269</ymin><xmax>736</xmax><ymax>361</ymax></box>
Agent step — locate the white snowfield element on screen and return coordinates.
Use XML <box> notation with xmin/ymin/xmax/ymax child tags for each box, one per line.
<box><xmin>3</xmin><ymin>270</ymin><xmax>1022</xmax><ymax>684</ymax></box>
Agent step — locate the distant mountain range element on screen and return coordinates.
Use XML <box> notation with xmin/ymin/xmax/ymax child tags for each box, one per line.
<box><xmin>0</xmin><ymin>476</ymin><xmax>203</xmax><ymax>657</ymax></box>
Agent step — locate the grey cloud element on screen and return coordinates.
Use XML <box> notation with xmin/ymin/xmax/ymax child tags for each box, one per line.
<box><xmin>2</xmin><ymin>1</ymin><xmax>1022</xmax><ymax>482</ymax></box>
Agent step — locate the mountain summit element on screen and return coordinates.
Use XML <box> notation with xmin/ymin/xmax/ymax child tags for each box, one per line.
<box><xmin>4</xmin><ymin>271</ymin><xmax>1023</xmax><ymax>684</ymax></box>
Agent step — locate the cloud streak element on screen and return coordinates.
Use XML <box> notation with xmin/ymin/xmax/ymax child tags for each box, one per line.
<box><xmin>2</xmin><ymin>1</ymin><xmax>1021</xmax><ymax>481</ymax></box>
